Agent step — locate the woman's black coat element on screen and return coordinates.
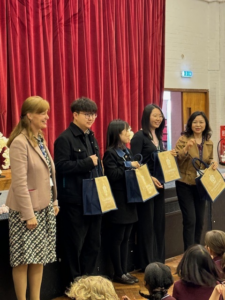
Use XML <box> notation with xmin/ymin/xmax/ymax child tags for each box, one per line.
<box><xmin>103</xmin><ymin>148</ymin><xmax>138</xmax><ymax>224</ymax></box>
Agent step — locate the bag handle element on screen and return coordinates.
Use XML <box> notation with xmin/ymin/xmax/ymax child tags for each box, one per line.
<box><xmin>133</xmin><ymin>153</ymin><xmax>143</xmax><ymax>165</ymax></box>
<box><xmin>192</xmin><ymin>157</ymin><xmax>209</xmax><ymax>175</ymax></box>
<box><xmin>89</xmin><ymin>159</ymin><xmax>102</xmax><ymax>179</ymax></box>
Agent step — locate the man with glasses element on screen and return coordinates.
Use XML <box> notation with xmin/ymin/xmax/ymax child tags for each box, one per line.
<box><xmin>54</xmin><ymin>97</ymin><xmax>102</xmax><ymax>289</ymax></box>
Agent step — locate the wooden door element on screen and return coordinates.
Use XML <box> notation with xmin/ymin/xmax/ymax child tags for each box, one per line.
<box><xmin>182</xmin><ymin>92</ymin><xmax>209</xmax><ymax>131</ymax></box>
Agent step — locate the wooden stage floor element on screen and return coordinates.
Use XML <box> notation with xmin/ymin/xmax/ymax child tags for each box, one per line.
<box><xmin>52</xmin><ymin>254</ymin><xmax>182</xmax><ymax>300</ymax></box>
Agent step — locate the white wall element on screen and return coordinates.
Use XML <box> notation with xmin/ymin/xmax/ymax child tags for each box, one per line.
<box><xmin>170</xmin><ymin>92</ymin><xmax>182</xmax><ymax>148</ymax></box>
<box><xmin>165</xmin><ymin>0</ymin><xmax>225</xmax><ymax>160</ymax></box>
<box><xmin>165</xmin><ymin>0</ymin><xmax>208</xmax><ymax>89</ymax></box>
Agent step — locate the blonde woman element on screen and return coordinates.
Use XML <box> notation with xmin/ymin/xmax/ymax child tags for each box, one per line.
<box><xmin>6</xmin><ymin>96</ymin><xmax>59</xmax><ymax>300</ymax></box>
<box><xmin>66</xmin><ymin>276</ymin><xmax>119</xmax><ymax>300</ymax></box>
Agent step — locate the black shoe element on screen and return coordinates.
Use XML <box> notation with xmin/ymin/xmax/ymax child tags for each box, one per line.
<box><xmin>126</xmin><ymin>272</ymin><xmax>139</xmax><ymax>283</ymax></box>
<box><xmin>114</xmin><ymin>274</ymin><xmax>135</xmax><ymax>285</ymax></box>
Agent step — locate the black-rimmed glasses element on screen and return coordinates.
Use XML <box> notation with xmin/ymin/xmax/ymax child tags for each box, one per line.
<box><xmin>79</xmin><ymin>112</ymin><xmax>97</xmax><ymax>119</ymax></box>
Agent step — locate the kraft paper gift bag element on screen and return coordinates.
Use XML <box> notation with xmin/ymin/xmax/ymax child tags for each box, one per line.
<box><xmin>83</xmin><ymin>168</ymin><xmax>117</xmax><ymax>215</ymax></box>
<box><xmin>125</xmin><ymin>164</ymin><xmax>159</xmax><ymax>203</ymax></box>
<box><xmin>157</xmin><ymin>151</ymin><xmax>181</xmax><ymax>183</ymax></box>
<box><xmin>200</xmin><ymin>165</ymin><xmax>225</xmax><ymax>202</ymax></box>
<box><xmin>94</xmin><ymin>176</ymin><xmax>117</xmax><ymax>213</ymax></box>
<box><xmin>135</xmin><ymin>164</ymin><xmax>159</xmax><ymax>201</ymax></box>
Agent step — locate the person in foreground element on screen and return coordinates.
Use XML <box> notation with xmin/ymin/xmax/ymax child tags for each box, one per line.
<box><xmin>141</xmin><ymin>262</ymin><xmax>175</xmax><ymax>300</ymax></box>
<box><xmin>175</xmin><ymin>111</ymin><xmax>217</xmax><ymax>251</ymax></box>
<box><xmin>209</xmin><ymin>283</ymin><xmax>225</xmax><ymax>300</ymax></box>
<box><xmin>205</xmin><ymin>230</ymin><xmax>225</xmax><ymax>278</ymax></box>
<box><xmin>66</xmin><ymin>276</ymin><xmax>119</xmax><ymax>300</ymax></box>
<box><xmin>103</xmin><ymin>119</ymin><xmax>140</xmax><ymax>285</ymax></box>
<box><xmin>173</xmin><ymin>244</ymin><xmax>222</xmax><ymax>300</ymax></box>
<box><xmin>123</xmin><ymin>262</ymin><xmax>175</xmax><ymax>300</ymax></box>
<box><xmin>6</xmin><ymin>96</ymin><xmax>59</xmax><ymax>300</ymax></box>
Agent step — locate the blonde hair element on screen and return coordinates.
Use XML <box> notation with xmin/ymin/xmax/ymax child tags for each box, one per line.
<box><xmin>7</xmin><ymin>96</ymin><xmax>49</xmax><ymax>148</ymax></box>
<box><xmin>66</xmin><ymin>276</ymin><xmax>119</xmax><ymax>300</ymax></box>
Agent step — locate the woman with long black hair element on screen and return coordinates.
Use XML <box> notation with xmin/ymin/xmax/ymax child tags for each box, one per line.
<box><xmin>131</xmin><ymin>104</ymin><xmax>176</xmax><ymax>270</ymax></box>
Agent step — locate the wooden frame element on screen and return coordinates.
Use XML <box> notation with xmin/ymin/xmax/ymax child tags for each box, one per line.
<box><xmin>164</xmin><ymin>88</ymin><xmax>209</xmax><ymax>127</ymax></box>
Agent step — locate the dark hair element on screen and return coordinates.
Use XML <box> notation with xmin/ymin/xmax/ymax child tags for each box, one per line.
<box><xmin>182</xmin><ymin>111</ymin><xmax>212</xmax><ymax>140</ymax></box>
<box><xmin>177</xmin><ymin>244</ymin><xmax>220</xmax><ymax>287</ymax></box>
<box><xmin>141</xmin><ymin>104</ymin><xmax>165</xmax><ymax>140</ymax></box>
<box><xmin>106</xmin><ymin>119</ymin><xmax>129</xmax><ymax>149</ymax></box>
<box><xmin>139</xmin><ymin>262</ymin><xmax>173</xmax><ymax>300</ymax></box>
<box><xmin>70</xmin><ymin>97</ymin><xmax>97</xmax><ymax>113</ymax></box>
<box><xmin>205</xmin><ymin>230</ymin><xmax>225</xmax><ymax>272</ymax></box>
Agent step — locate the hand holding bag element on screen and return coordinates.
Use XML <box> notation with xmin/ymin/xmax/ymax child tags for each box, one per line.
<box><xmin>125</xmin><ymin>155</ymin><xmax>158</xmax><ymax>203</ymax></box>
<box><xmin>200</xmin><ymin>164</ymin><xmax>225</xmax><ymax>202</ymax></box>
<box><xmin>157</xmin><ymin>151</ymin><xmax>180</xmax><ymax>183</ymax></box>
<box><xmin>192</xmin><ymin>157</ymin><xmax>225</xmax><ymax>202</ymax></box>
<box><xmin>83</xmin><ymin>166</ymin><xmax>117</xmax><ymax>215</ymax></box>
<box><xmin>135</xmin><ymin>164</ymin><xmax>159</xmax><ymax>201</ymax></box>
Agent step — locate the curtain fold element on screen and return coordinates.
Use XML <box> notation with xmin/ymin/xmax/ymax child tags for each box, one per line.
<box><xmin>0</xmin><ymin>0</ymin><xmax>165</xmax><ymax>155</ymax></box>
<box><xmin>0</xmin><ymin>0</ymin><xmax>8</xmax><ymax>134</ymax></box>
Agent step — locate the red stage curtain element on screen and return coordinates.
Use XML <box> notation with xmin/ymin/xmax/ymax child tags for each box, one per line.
<box><xmin>0</xmin><ymin>0</ymin><xmax>165</xmax><ymax>155</ymax></box>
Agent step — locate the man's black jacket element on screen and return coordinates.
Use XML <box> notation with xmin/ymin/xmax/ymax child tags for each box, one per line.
<box><xmin>54</xmin><ymin>122</ymin><xmax>102</xmax><ymax>205</ymax></box>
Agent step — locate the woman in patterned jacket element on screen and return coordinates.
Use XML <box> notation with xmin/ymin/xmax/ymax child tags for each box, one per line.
<box><xmin>6</xmin><ymin>96</ymin><xmax>59</xmax><ymax>300</ymax></box>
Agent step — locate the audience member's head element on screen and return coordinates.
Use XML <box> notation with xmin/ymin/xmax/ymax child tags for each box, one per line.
<box><xmin>66</xmin><ymin>276</ymin><xmax>119</xmax><ymax>300</ymax></box>
<box><xmin>177</xmin><ymin>244</ymin><xmax>220</xmax><ymax>287</ymax></box>
<box><xmin>139</xmin><ymin>262</ymin><xmax>173</xmax><ymax>300</ymax></box>
<box><xmin>205</xmin><ymin>230</ymin><xmax>225</xmax><ymax>273</ymax></box>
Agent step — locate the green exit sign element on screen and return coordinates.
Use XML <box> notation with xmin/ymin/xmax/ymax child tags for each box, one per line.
<box><xmin>181</xmin><ymin>71</ymin><xmax>193</xmax><ymax>78</ymax></box>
